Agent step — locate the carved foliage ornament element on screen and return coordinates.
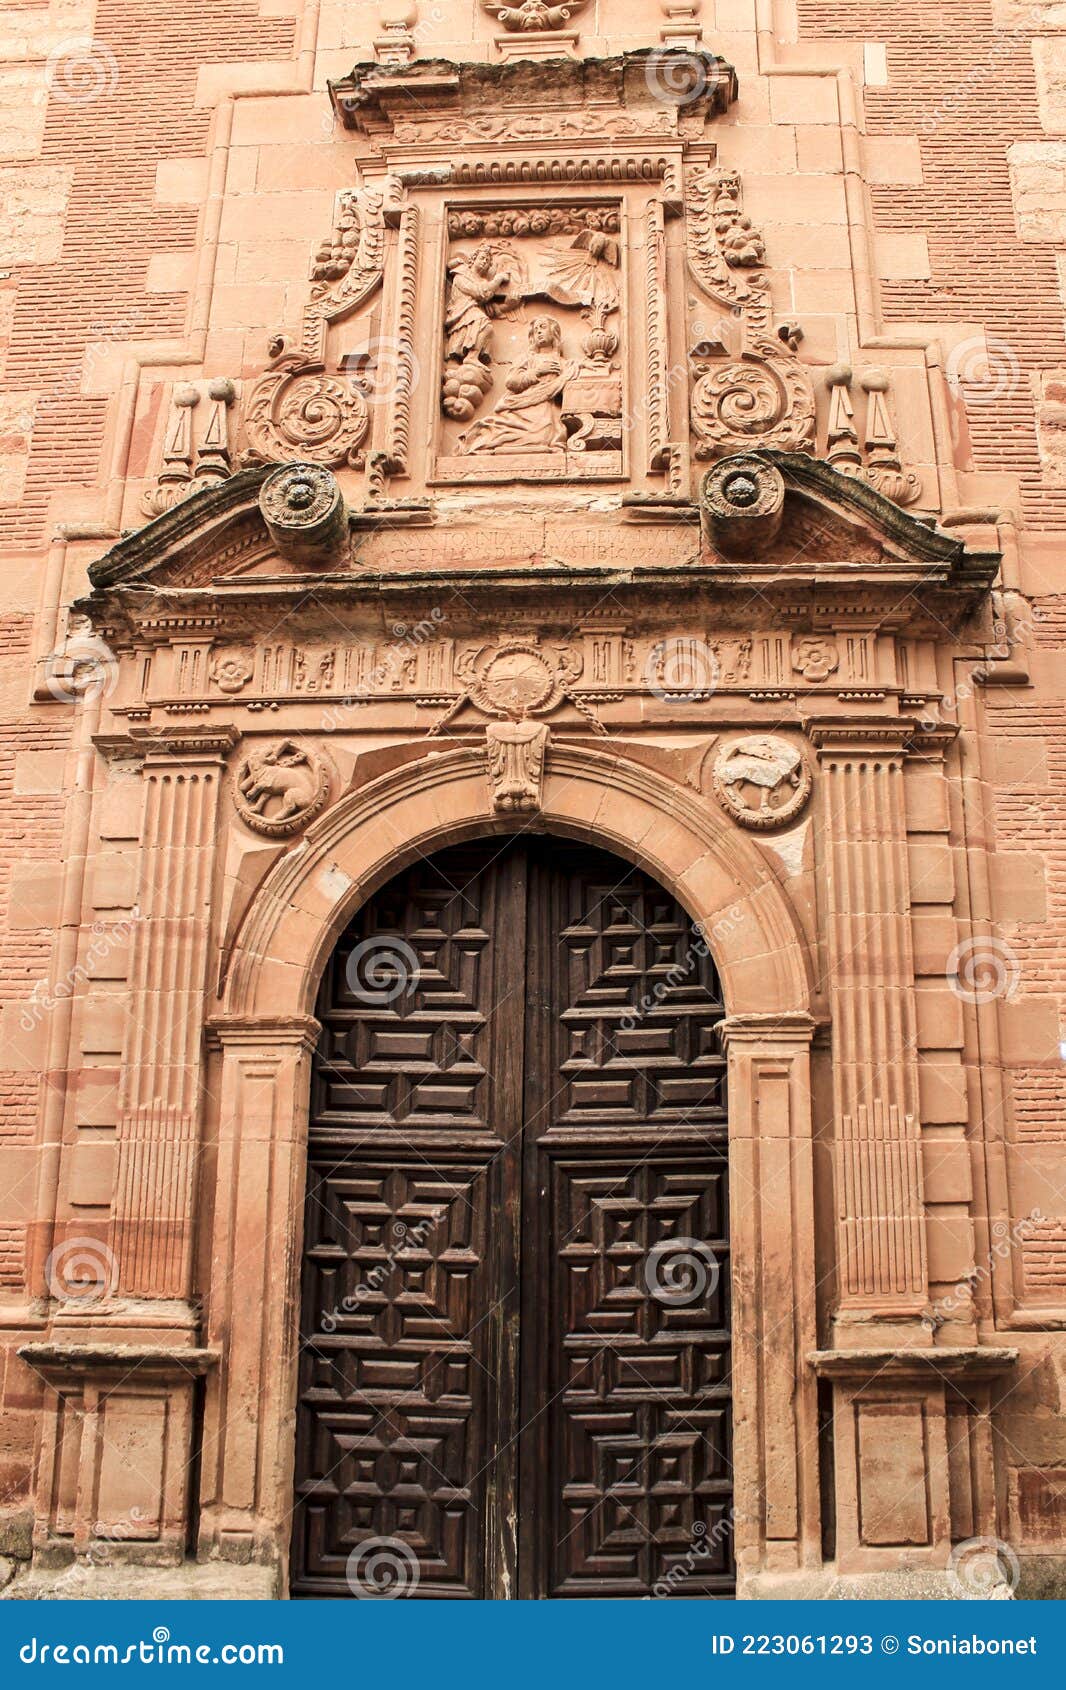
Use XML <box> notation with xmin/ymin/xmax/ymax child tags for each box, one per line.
<box><xmin>686</xmin><ymin>166</ymin><xmax>816</xmax><ymax>462</ymax></box>
<box><xmin>486</xmin><ymin>719</ymin><xmax>549</xmax><ymax>812</ymax></box>
<box><xmin>243</xmin><ymin>352</ymin><xmax>369</xmax><ymax>471</ymax></box>
<box><xmin>233</xmin><ymin>739</ymin><xmax>331</xmax><ymax>838</ymax></box>
<box><xmin>712</xmin><ymin>735</ymin><xmax>812</xmax><ymax>830</ymax></box>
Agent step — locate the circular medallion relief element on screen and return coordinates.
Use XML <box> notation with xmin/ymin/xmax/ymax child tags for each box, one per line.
<box><xmin>712</xmin><ymin>735</ymin><xmax>811</xmax><ymax>830</ymax></box>
<box><xmin>234</xmin><ymin>739</ymin><xmax>331</xmax><ymax>838</ymax></box>
<box><xmin>259</xmin><ymin>462</ymin><xmax>342</xmax><ymax>531</ymax></box>
<box><xmin>700</xmin><ymin>454</ymin><xmax>785</xmax><ymax>523</ymax></box>
<box><xmin>473</xmin><ymin>645</ymin><xmax>558</xmax><ymax>718</ymax></box>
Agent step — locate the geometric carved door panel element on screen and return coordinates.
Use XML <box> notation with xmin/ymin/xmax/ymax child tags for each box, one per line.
<box><xmin>291</xmin><ymin>838</ymin><xmax>732</xmax><ymax>1598</ymax></box>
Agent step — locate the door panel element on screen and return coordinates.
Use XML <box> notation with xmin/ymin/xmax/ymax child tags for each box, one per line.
<box><xmin>291</xmin><ymin>837</ymin><xmax>732</xmax><ymax>1599</ymax></box>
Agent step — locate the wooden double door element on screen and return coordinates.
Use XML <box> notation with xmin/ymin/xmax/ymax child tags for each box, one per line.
<box><xmin>291</xmin><ymin>836</ymin><xmax>733</xmax><ymax>1598</ymax></box>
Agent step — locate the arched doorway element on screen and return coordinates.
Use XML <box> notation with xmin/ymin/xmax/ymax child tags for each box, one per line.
<box><xmin>289</xmin><ymin>835</ymin><xmax>734</xmax><ymax>1599</ymax></box>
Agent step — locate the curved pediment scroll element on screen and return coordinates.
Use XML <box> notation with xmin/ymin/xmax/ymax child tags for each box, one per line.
<box><xmin>686</xmin><ymin>165</ymin><xmax>816</xmax><ymax>462</ymax></box>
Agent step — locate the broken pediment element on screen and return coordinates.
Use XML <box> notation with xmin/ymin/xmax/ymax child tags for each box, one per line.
<box><xmin>83</xmin><ymin>448</ymin><xmax>998</xmax><ymax>649</ymax></box>
<box><xmin>696</xmin><ymin>450</ymin><xmax>999</xmax><ymax>624</ymax></box>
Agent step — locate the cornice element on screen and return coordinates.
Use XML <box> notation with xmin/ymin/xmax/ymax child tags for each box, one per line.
<box><xmin>328</xmin><ymin>50</ymin><xmax>738</xmax><ymax>135</ymax></box>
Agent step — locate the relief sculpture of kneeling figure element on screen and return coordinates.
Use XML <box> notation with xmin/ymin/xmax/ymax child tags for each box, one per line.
<box><xmin>458</xmin><ymin>316</ymin><xmax>578</xmax><ymax>454</ymax></box>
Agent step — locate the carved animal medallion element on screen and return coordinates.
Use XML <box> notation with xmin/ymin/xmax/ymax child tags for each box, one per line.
<box><xmin>712</xmin><ymin>735</ymin><xmax>811</xmax><ymax>830</ymax></box>
<box><xmin>233</xmin><ymin>739</ymin><xmax>331</xmax><ymax>838</ymax></box>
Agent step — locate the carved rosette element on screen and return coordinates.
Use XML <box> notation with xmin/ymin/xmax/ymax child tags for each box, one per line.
<box><xmin>712</xmin><ymin>735</ymin><xmax>811</xmax><ymax>830</ymax></box>
<box><xmin>258</xmin><ymin>463</ymin><xmax>348</xmax><ymax>567</ymax></box>
<box><xmin>233</xmin><ymin>739</ymin><xmax>331</xmax><ymax>838</ymax></box>
<box><xmin>700</xmin><ymin>454</ymin><xmax>785</xmax><ymax>556</ymax></box>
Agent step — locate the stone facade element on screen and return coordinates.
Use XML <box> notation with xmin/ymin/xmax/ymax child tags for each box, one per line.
<box><xmin>0</xmin><ymin>0</ymin><xmax>1064</xmax><ymax>1601</ymax></box>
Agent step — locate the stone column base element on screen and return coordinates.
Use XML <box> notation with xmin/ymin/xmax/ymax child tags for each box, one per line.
<box><xmin>739</xmin><ymin>1566</ymin><xmax>1013</xmax><ymax>1601</ymax></box>
<box><xmin>1</xmin><ymin>1561</ymin><xmax>277</xmax><ymax>1601</ymax></box>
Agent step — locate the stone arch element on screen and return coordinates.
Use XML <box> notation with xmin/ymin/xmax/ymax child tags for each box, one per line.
<box><xmin>222</xmin><ymin>741</ymin><xmax>812</xmax><ymax>1023</ymax></box>
<box><xmin>202</xmin><ymin>741</ymin><xmax>820</xmax><ymax>1587</ymax></box>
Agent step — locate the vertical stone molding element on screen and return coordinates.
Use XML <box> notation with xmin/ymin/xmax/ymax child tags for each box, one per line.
<box><xmin>810</xmin><ymin>724</ymin><xmax>928</xmax><ymax>1323</ymax></box>
<box><xmin>108</xmin><ymin>729</ymin><xmax>239</xmax><ymax>1301</ymax></box>
<box><xmin>717</xmin><ymin>1012</ymin><xmax>820</xmax><ymax>1580</ymax></box>
<box><xmin>198</xmin><ymin>1016</ymin><xmax>320</xmax><ymax>1564</ymax></box>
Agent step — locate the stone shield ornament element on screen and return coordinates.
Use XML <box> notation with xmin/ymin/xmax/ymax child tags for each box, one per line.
<box><xmin>234</xmin><ymin>739</ymin><xmax>331</xmax><ymax>838</ymax></box>
<box><xmin>712</xmin><ymin>735</ymin><xmax>811</xmax><ymax>830</ymax></box>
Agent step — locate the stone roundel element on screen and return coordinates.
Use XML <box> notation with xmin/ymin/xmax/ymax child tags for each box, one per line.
<box><xmin>233</xmin><ymin>738</ymin><xmax>331</xmax><ymax>838</ymax></box>
<box><xmin>259</xmin><ymin>462</ymin><xmax>342</xmax><ymax>532</ymax></box>
<box><xmin>701</xmin><ymin>454</ymin><xmax>785</xmax><ymax>523</ymax></box>
<box><xmin>466</xmin><ymin>642</ymin><xmax>562</xmax><ymax>719</ymax></box>
<box><xmin>711</xmin><ymin>734</ymin><xmax>811</xmax><ymax>831</ymax></box>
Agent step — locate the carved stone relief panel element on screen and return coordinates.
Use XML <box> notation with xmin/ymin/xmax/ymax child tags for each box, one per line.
<box><xmin>233</xmin><ymin>739</ymin><xmax>332</xmax><ymax>837</ymax></box>
<box><xmin>711</xmin><ymin>735</ymin><xmax>812</xmax><ymax>830</ymax></box>
<box><xmin>435</xmin><ymin>202</ymin><xmax>625</xmax><ymax>482</ymax></box>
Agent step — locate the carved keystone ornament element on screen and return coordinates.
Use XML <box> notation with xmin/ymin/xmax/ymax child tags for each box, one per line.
<box><xmin>712</xmin><ymin>735</ymin><xmax>811</xmax><ymax>830</ymax></box>
<box><xmin>432</xmin><ymin>638</ymin><xmax>606</xmax><ymax>813</ymax></box>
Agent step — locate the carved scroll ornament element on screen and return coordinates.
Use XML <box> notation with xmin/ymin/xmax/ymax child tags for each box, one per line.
<box><xmin>686</xmin><ymin>166</ymin><xmax>816</xmax><ymax>462</ymax></box>
<box><xmin>241</xmin><ymin>185</ymin><xmax>390</xmax><ymax>470</ymax></box>
<box><xmin>243</xmin><ymin>348</ymin><xmax>370</xmax><ymax>470</ymax></box>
